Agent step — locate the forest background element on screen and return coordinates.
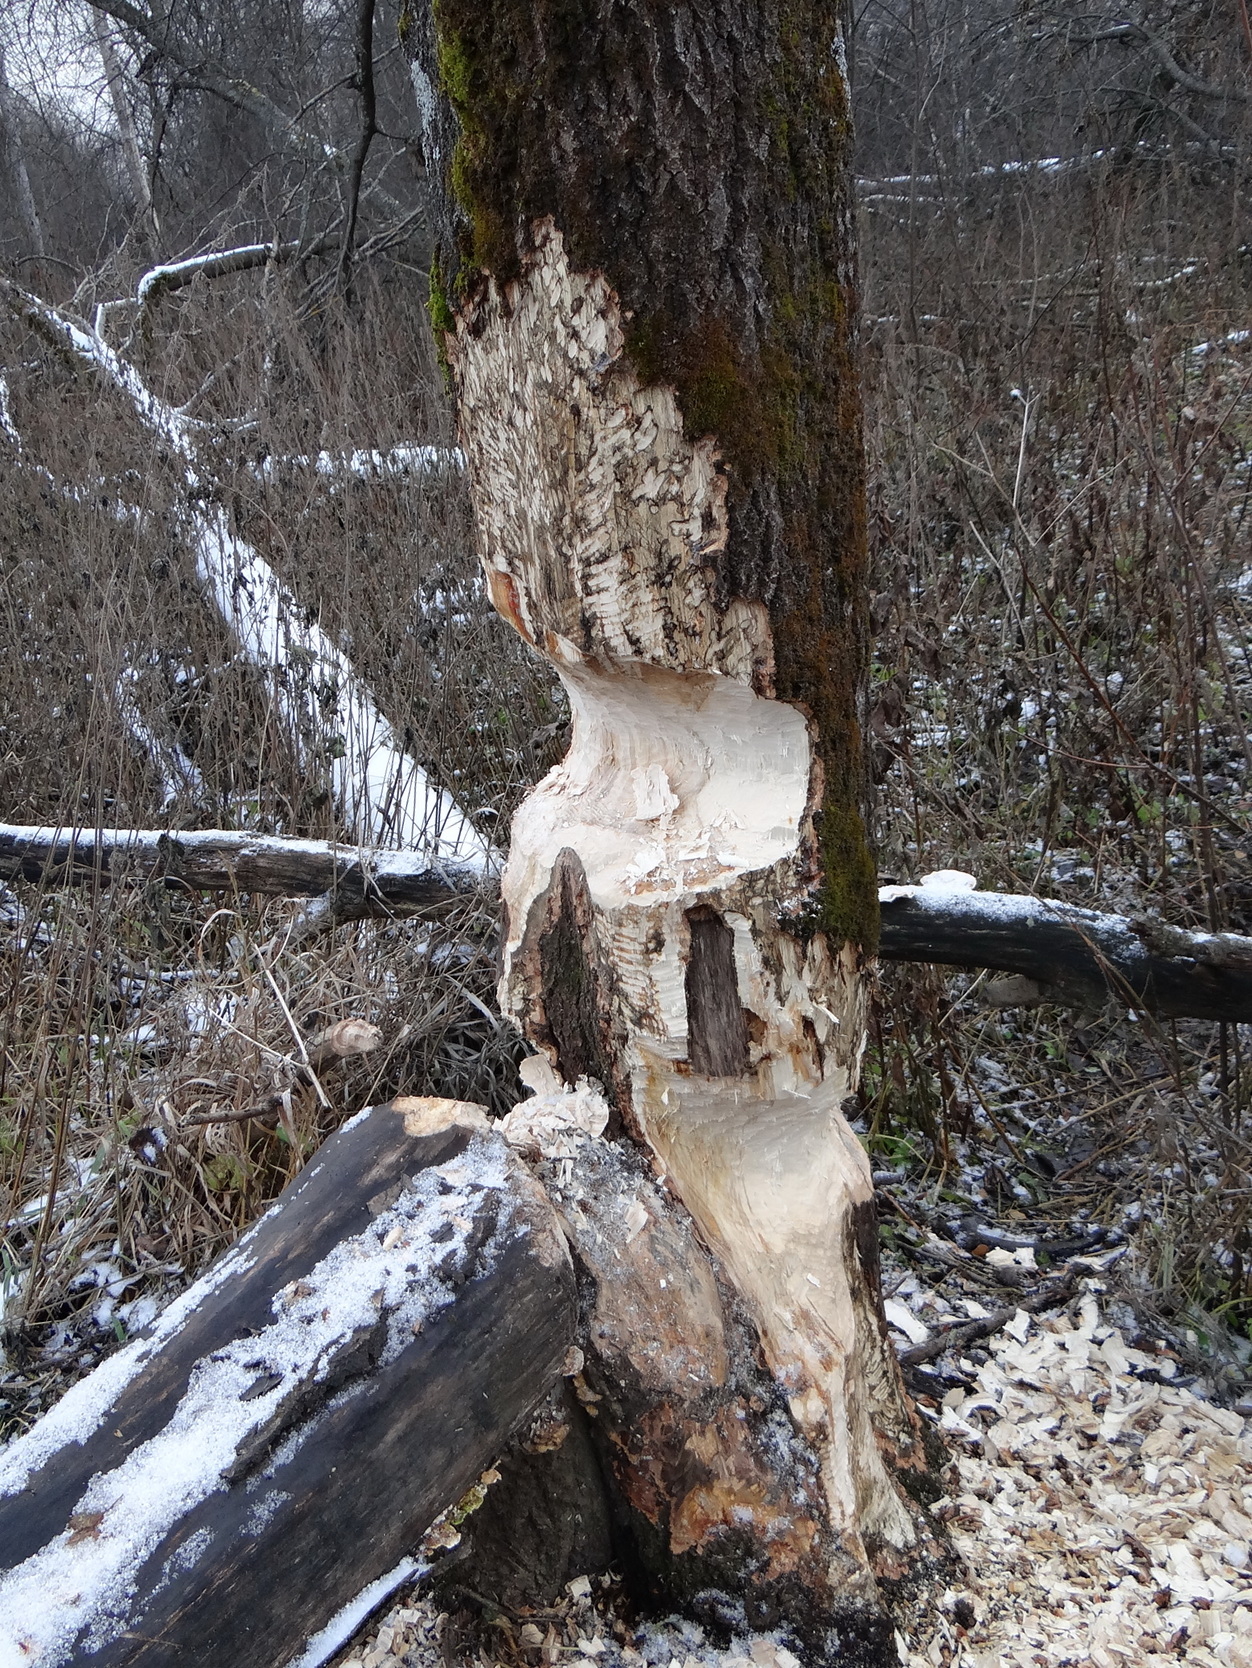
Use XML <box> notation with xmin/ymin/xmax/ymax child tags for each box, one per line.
<box><xmin>0</xmin><ymin>0</ymin><xmax>1250</xmax><ymax>1432</ymax></box>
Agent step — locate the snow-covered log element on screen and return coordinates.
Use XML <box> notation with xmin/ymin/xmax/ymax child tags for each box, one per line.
<box><xmin>135</xmin><ymin>243</ymin><xmax>299</xmax><ymax>307</ymax></box>
<box><xmin>0</xmin><ymin>824</ymin><xmax>482</xmax><ymax>914</ymax></box>
<box><xmin>0</xmin><ymin>1098</ymin><xmax>574</xmax><ymax>1667</ymax></box>
<box><xmin>878</xmin><ymin>872</ymin><xmax>1252</xmax><ymax>1022</ymax></box>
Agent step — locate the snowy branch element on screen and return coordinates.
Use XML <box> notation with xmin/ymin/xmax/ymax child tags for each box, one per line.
<box><xmin>879</xmin><ymin>872</ymin><xmax>1252</xmax><ymax>1023</ymax></box>
<box><xmin>5</xmin><ymin>280</ymin><xmax>493</xmax><ymax>866</ymax></box>
<box><xmin>0</xmin><ymin>824</ymin><xmax>484</xmax><ymax>914</ymax></box>
<box><xmin>135</xmin><ymin>243</ymin><xmax>300</xmax><ymax>306</ymax></box>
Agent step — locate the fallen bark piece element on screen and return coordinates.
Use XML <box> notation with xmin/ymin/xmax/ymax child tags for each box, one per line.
<box><xmin>895</xmin><ymin>1273</ymin><xmax>1078</xmax><ymax>1367</ymax></box>
<box><xmin>180</xmin><ymin>1017</ymin><xmax>383</xmax><ymax>1128</ymax></box>
<box><xmin>0</xmin><ymin>1098</ymin><xmax>574</xmax><ymax>1667</ymax></box>
<box><xmin>878</xmin><ymin>878</ymin><xmax>1252</xmax><ymax>1022</ymax></box>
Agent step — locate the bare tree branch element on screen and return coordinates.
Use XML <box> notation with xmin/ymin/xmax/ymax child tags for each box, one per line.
<box><xmin>1076</xmin><ymin>17</ymin><xmax>1251</xmax><ymax>105</ymax></box>
<box><xmin>338</xmin><ymin>0</ymin><xmax>379</xmax><ymax>295</ymax></box>
<box><xmin>84</xmin><ymin>0</ymin><xmax>408</xmax><ymax>217</ymax></box>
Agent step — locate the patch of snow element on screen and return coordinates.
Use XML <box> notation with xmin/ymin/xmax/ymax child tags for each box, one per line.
<box><xmin>291</xmin><ymin>1557</ymin><xmax>425</xmax><ymax>1668</ymax></box>
<box><xmin>0</xmin><ymin>377</ymin><xmax>20</xmax><ymax>450</ymax></box>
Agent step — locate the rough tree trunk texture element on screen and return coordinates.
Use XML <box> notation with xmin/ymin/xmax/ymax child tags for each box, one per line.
<box><xmin>0</xmin><ymin>48</ymin><xmax>44</xmax><ymax>261</ymax></box>
<box><xmin>0</xmin><ymin>1099</ymin><xmax>574</xmax><ymax>1667</ymax></box>
<box><xmin>411</xmin><ymin>5</ymin><xmax>945</xmax><ymax>1659</ymax></box>
<box><xmin>91</xmin><ymin>12</ymin><xmax>158</xmax><ymax>248</ymax></box>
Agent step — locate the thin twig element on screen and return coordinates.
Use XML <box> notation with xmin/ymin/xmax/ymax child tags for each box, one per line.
<box><xmin>897</xmin><ymin>1271</ymin><xmax>1079</xmax><ymax>1366</ymax></box>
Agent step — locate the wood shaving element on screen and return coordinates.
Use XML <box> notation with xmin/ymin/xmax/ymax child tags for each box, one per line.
<box><xmin>900</xmin><ymin>1288</ymin><xmax>1252</xmax><ymax>1666</ymax></box>
<box><xmin>327</xmin><ymin>1290</ymin><xmax>1250</xmax><ymax>1668</ymax></box>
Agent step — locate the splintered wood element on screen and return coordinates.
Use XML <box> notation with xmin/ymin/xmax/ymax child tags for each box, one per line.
<box><xmin>449</xmin><ymin>216</ymin><xmax>932</xmax><ymax>1612</ymax></box>
<box><xmin>894</xmin><ymin>1289</ymin><xmax>1252</xmax><ymax>1667</ymax></box>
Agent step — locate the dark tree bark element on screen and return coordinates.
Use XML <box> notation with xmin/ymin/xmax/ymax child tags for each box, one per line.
<box><xmin>878</xmin><ymin>882</ymin><xmax>1252</xmax><ymax>1023</ymax></box>
<box><xmin>0</xmin><ymin>824</ymin><xmax>481</xmax><ymax>915</ymax></box>
<box><xmin>410</xmin><ymin>6</ymin><xmax>948</xmax><ymax>1659</ymax></box>
<box><xmin>0</xmin><ymin>1099</ymin><xmax>574</xmax><ymax>1667</ymax></box>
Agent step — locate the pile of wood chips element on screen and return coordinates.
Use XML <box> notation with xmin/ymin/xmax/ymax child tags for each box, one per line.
<box><xmin>330</xmin><ymin>1289</ymin><xmax>1251</xmax><ymax>1668</ymax></box>
<box><xmin>899</xmin><ymin>1287</ymin><xmax>1252</xmax><ymax>1666</ymax></box>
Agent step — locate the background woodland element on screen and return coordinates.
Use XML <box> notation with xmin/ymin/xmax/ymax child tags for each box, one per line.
<box><xmin>0</xmin><ymin>0</ymin><xmax>1250</xmax><ymax>1431</ymax></box>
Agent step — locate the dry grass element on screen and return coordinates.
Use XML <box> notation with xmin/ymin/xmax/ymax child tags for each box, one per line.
<box><xmin>860</xmin><ymin>146</ymin><xmax>1252</xmax><ymax>1367</ymax></box>
<box><xmin>0</xmin><ymin>258</ymin><xmax>557</xmax><ymax>1431</ymax></box>
<box><xmin>2</xmin><ymin>42</ymin><xmax>1252</xmax><ymax>1432</ymax></box>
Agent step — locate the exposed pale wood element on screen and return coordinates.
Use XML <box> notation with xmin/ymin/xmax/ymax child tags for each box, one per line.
<box><xmin>0</xmin><ymin>1100</ymin><xmax>575</xmax><ymax>1667</ymax></box>
<box><xmin>425</xmin><ymin>182</ymin><xmax>939</xmax><ymax>1662</ymax></box>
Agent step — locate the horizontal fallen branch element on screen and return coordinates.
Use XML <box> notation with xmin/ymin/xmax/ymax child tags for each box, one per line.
<box><xmin>878</xmin><ymin>878</ymin><xmax>1252</xmax><ymax>1024</ymax></box>
<box><xmin>6</xmin><ymin>828</ymin><xmax>1252</xmax><ymax>1024</ymax></box>
<box><xmin>0</xmin><ymin>1097</ymin><xmax>574</xmax><ymax>1666</ymax></box>
<box><xmin>0</xmin><ymin>824</ymin><xmax>485</xmax><ymax>914</ymax></box>
<box><xmin>896</xmin><ymin>1272</ymin><xmax>1079</xmax><ymax>1367</ymax></box>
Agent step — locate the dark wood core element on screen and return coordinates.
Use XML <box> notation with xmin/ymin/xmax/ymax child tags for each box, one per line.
<box><xmin>684</xmin><ymin>906</ymin><xmax>750</xmax><ymax>1077</ymax></box>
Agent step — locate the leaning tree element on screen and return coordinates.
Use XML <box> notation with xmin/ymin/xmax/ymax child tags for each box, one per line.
<box><xmin>408</xmin><ymin>2</ymin><xmax>947</xmax><ymax>1657</ymax></box>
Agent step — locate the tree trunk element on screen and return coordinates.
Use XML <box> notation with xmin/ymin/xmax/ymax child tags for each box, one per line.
<box><xmin>411</xmin><ymin>5</ymin><xmax>946</xmax><ymax>1657</ymax></box>
<box><xmin>0</xmin><ymin>48</ymin><xmax>45</xmax><ymax>262</ymax></box>
<box><xmin>92</xmin><ymin>13</ymin><xmax>159</xmax><ymax>250</ymax></box>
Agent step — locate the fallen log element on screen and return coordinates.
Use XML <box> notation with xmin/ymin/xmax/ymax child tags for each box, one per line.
<box><xmin>877</xmin><ymin>874</ymin><xmax>1252</xmax><ymax>1024</ymax></box>
<box><xmin>0</xmin><ymin>1097</ymin><xmax>574</xmax><ymax>1667</ymax></box>
<box><xmin>6</xmin><ymin>826</ymin><xmax>1252</xmax><ymax>1024</ymax></box>
<box><xmin>0</xmin><ymin>823</ymin><xmax>484</xmax><ymax>914</ymax></box>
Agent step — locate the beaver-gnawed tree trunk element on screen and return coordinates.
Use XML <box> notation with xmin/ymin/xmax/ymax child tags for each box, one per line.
<box><xmin>408</xmin><ymin>6</ymin><xmax>948</xmax><ymax>1660</ymax></box>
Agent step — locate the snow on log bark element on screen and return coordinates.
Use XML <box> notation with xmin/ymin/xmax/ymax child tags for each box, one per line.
<box><xmin>0</xmin><ymin>1099</ymin><xmax>574</xmax><ymax>1668</ymax></box>
<box><xmin>5</xmin><ymin>283</ymin><xmax>490</xmax><ymax>865</ymax></box>
<box><xmin>0</xmin><ymin>824</ymin><xmax>481</xmax><ymax>914</ymax></box>
<box><xmin>878</xmin><ymin>874</ymin><xmax>1252</xmax><ymax>1022</ymax></box>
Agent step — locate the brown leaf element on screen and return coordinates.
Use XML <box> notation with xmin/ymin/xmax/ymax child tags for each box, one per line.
<box><xmin>67</xmin><ymin>1510</ymin><xmax>104</xmax><ymax>1545</ymax></box>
